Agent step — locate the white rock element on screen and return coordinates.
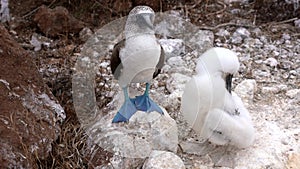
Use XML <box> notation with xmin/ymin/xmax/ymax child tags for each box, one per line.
<box><xmin>166</xmin><ymin>73</ymin><xmax>191</xmax><ymax>94</ymax></box>
<box><xmin>86</xmin><ymin>109</ymin><xmax>178</xmax><ymax>159</ymax></box>
<box><xmin>188</xmin><ymin>30</ymin><xmax>214</xmax><ymax>54</ymax></box>
<box><xmin>230</xmin><ymin>8</ymin><xmax>241</xmax><ymax>14</ymax></box>
<box><xmin>179</xmin><ymin>141</ymin><xmax>215</xmax><ymax>156</ymax></box>
<box><xmin>80</xmin><ymin>27</ymin><xmax>93</xmax><ymax>42</ymax></box>
<box><xmin>231</xmin><ymin>28</ymin><xmax>250</xmax><ymax>44</ymax></box>
<box><xmin>286</xmin><ymin>89</ymin><xmax>300</xmax><ymax>98</ymax></box>
<box><xmin>165</xmin><ymin>56</ymin><xmax>193</xmax><ymax>75</ymax></box>
<box><xmin>234</xmin><ymin>27</ymin><xmax>251</xmax><ymax>39</ymax></box>
<box><xmin>30</xmin><ymin>34</ymin><xmax>42</xmax><ymax>51</ymax></box>
<box><xmin>261</xmin><ymin>86</ymin><xmax>280</xmax><ymax>94</ymax></box>
<box><xmin>143</xmin><ymin>150</ymin><xmax>185</xmax><ymax>169</ymax></box>
<box><xmin>295</xmin><ymin>19</ymin><xmax>300</xmax><ymax>28</ymax></box>
<box><xmin>252</xmin><ymin>28</ymin><xmax>262</xmax><ymax>37</ymax></box>
<box><xmin>234</xmin><ymin>79</ymin><xmax>257</xmax><ymax>105</ymax></box>
<box><xmin>108</xmin><ymin>155</ymin><xmax>144</xmax><ymax>169</ymax></box>
<box><xmin>167</xmin><ymin>56</ymin><xmax>185</xmax><ymax>67</ymax></box>
<box><xmin>282</xmin><ymin>33</ymin><xmax>291</xmax><ymax>41</ymax></box>
<box><xmin>215</xmin><ymin>28</ymin><xmax>230</xmax><ymax>37</ymax></box>
<box><xmin>231</xmin><ymin>35</ymin><xmax>243</xmax><ymax>44</ymax></box>
<box><xmin>264</xmin><ymin>57</ymin><xmax>278</xmax><ymax>67</ymax></box>
<box><xmin>159</xmin><ymin>39</ymin><xmax>185</xmax><ymax>59</ymax></box>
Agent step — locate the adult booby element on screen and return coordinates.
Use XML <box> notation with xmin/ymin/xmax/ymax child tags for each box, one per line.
<box><xmin>181</xmin><ymin>47</ymin><xmax>255</xmax><ymax>148</ymax></box>
<box><xmin>110</xmin><ymin>6</ymin><xmax>165</xmax><ymax>123</ymax></box>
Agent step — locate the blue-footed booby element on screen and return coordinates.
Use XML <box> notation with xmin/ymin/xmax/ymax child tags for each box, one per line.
<box><xmin>110</xmin><ymin>6</ymin><xmax>165</xmax><ymax>123</ymax></box>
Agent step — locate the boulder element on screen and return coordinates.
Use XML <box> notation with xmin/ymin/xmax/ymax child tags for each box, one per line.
<box><xmin>143</xmin><ymin>150</ymin><xmax>185</xmax><ymax>169</ymax></box>
<box><xmin>87</xmin><ymin>109</ymin><xmax>178</xmax><ymax>159</ymax></box>
<box><xmin>0</xmin><ymin>24</ymin><xmax>65</xmax><ymax>168</ymax></box>
<box><xmin>234</xmin><ymin>79</ymin><xmax>257</xmax><ymax>106</ymax></box>
<box><xmin>34</xmin><ymin>5</ymin><xmax>84</xmax><ymax>37</ymax></box>
<box><xmin>84</xmin><ymin>105</ymin><xmax>178</xmax><ymax>168</ymax></box>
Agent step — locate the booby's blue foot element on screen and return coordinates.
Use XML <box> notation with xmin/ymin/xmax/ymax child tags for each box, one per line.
<box><xmin>134</xmin><ymin>83</ymin><xmax>164</xmax><ymax>114</ymax></box>
<box><xmin>112</xmin><ymin>88</ymin><xmax>137</xmax><ymax>123</ymax></box>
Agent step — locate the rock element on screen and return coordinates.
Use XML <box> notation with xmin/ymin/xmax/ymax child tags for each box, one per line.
<box><xmin>252</xmin><ymin>27</ymin><xmax>262</xmax><ymax>37</ymax></box>
<box><xmin>79</xmin><ymin>27</ymin><xmax>93</xmax><ymax>42</ymax></box>
<box><xmin>234</xmin><ymin>79</ymin><xmax>257</xmax><ymax>105</ymax></box>
<box><xmin>235</xmin><ymin>27</ymin><xmax>251</xmax><ymax>38</ymax></box>
<box><xmin>189</xmin><ymin>30</ymin><xmax>214</xmax><ymax>54</ymax></box>
<box><xmin>287</xmin><ymin>153</ymin><xmax>300</xmax><ymax>169</ymax></box>
<box><xmin>159</xmin><ymin>39</ymin><xmax>185</xmax><ymax>59</ymax></box>
<box><xmin>264</xmin><ymin>57</ymin><xmax>278</xmax><ymax>67</ymax></box>
<box><xmin>282</xmin><ymin>33</ymin><xmax>291</xmax><ymax>41</ymax></box>
<box><xmin>143</xmin><ymin>150</ymin><xmax>185</xmax><ymax>169</ymax></box>
<box><xmin>155</xmin><ymin>11</ymin><xmax>214</xmax><ymax>54</ymax></box>
<box><xmin>231</xmin><ymin>34</ymin><xmax>243</xmax><ymax>44</ymax></box>
<box><xmin>108</xmin><ymin>155</ymin><xmax>145</xmax><ymax>169</ymax></box>
<box><xmin>166</xmin><ymin>73</ymin><xmax>191</xmax><ymax>94</ymax></box>
<box><xmin>30</xmin><ymin>34</ymin><xmax>42</xmax><ymax>51</ymax></box>
<box><xmin>231</xmin><ymin>27</ymin><xmax>250</xmax><ymax>44</ymax></box>
<box><xmin>180</xmin><ymin>141</ymin><xmax>216</xmax><ymax>156</ymax></box>
<box><xmin>261</xmin><ymin>86</ymin><xmax>280</xmax><ymax>94</ymax></box>
<box><xmin>28</xmin><ymin>33</ymin><xmax>51</xmax><ymax>51</ymax></box>
<box><xmin>0</xmin><ymin>24</ymin><xmax>65</xmax><ymax>168</ymax></box>
<box><xmin>34</xmin><ymin>5</ymin><xmax>84</xmax><ymax>37</ymax></box>
<box><xmin>86</xmin><ymin>108</ymin><xmax>178</xmax><ymax>160</ymax></box>
<box><xmin>215</xmin><ymin>28</ymin><xmax>230</xmax><ymax>37</ymax></box>
<box><xmin>286</xmin><ymin>89</ymin><xmax>300</xmax><ymax>99</ymax></box>
<box><xmin>295</xmin><ymin>19</ymin><xmax>300</xmax><ymax>28</ymax></box>
<box><xmin>167</xmin><ymin>56</ymin><xmax>185</xmax><ymax>67</ymax></box>
<box><xmin>164</xmin><ymin>57</ymin><xmax>193</xmax><ymax>75</ymax></box>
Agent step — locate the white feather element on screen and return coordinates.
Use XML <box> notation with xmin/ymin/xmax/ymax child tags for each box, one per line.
<box><xmin>196</xmin><ymin>47</ymin><xmax>240</xmax><ymax>75</ymax></box>
<box><xmin>118</xmin><ymin>35</ymin><xmax>160</xmax><ymax>87</ymax></box>
<box><xmin>203</xmin><ymin>92</ymin><xmax>255</xmax><ymax>148</ymax></box>
<box><xmin>181</xmin><ymin>47</ymin><xmax>255</xmax><ymax>148</ymax></box>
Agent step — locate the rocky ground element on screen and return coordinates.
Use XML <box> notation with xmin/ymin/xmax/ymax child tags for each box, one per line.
<box><xmin>0</xmin><ymin>0</ymin><xmax>299</xmax><ymax>168</ymax></box>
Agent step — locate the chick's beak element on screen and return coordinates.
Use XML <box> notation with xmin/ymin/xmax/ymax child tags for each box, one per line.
<box><xmin>225</xmin><ymin>74</ymin><xmax>233</xmax><ymax>94</ymax></box>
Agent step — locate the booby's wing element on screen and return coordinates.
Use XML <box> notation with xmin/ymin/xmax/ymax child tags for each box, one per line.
<box><xmin>110</xmin><ymin>39</ymin><xmax>125</xmax><ymax>80</ymax></box>
<box><xmin>153</xmin><ymin>45</ymin><xmax>165</xmax><ymax>78</ymax></box>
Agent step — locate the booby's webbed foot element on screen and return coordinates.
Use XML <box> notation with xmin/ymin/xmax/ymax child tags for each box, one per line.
<box><xmin>135</xmin><ymin>94</ymin><xmax>164</xmax><ymax>114</ymax></box>
<box><xmin>112</xmin><ymin>98</ymin><xmax>137</xmax><ymax>123</ymax></box>
<box><xmin>134</xmin><ymin>83</ymin><xmax>164</xmax><ymax>114</ymax></box>
<box><xmin>112</xmin><ymin>88</ymin><xmax>137</xmax><ymax>123</ymax></box>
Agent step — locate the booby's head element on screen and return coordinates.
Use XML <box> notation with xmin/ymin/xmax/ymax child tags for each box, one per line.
<box><xmin>124</xmin><ymin>6</ymin><xmax>155</xmax><ymax>39</ymax></box>
<box><xmin>196</xmin><ymin>47</ymin><xmax>240</xmax><ymax>94</ymax></box>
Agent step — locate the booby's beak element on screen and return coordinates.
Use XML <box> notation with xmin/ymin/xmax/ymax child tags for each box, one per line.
<box><xmin>225</xmin><ymin>74</ymin><xmax>233</xmax><ymax>94</ymax></box>
<box><xmin>137</xmin><ymin>14</ymin><xmax>154</xmax><ymax>30</ymax></box>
